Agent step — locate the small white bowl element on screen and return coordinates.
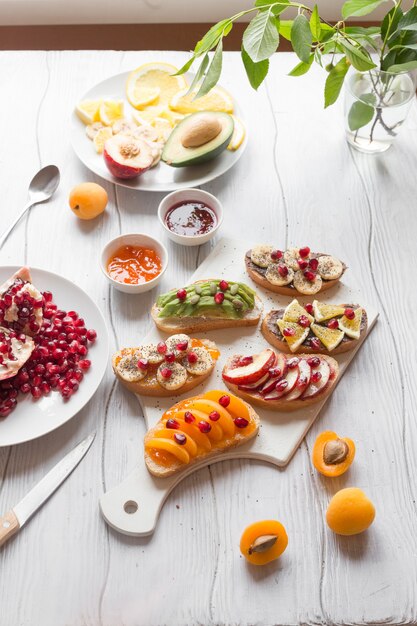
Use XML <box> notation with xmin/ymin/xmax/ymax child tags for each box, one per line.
<box><xmin>157</xmin><ymin>188</ymin><xmax>223</xmax><ymax>246</ymax></box>
<box><xmin>101</xmin><ymin>233</ymin><xmax>168</xmax><ymax>294</ymax></box>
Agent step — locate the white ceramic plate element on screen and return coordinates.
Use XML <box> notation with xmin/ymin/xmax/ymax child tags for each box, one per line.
<box><xmin>0</xmin><ymin>267</ymin><xmax>109</xmax><ymax>447</ymax></box>
<box><xmin>70</xmin><ymin>71</ymin><xmax>247</xmax><ymax>192</ymax></box>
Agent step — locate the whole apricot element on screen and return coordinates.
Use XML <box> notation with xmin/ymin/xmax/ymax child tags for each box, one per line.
<box><xmin>326</xmin><ymin>488</ymin><xmax>375</xmax><ymax>536</ymax></box>
<box><xmin>69</xmin><ymin>182</ymin><xmax>107</xmax><ymax>220</ymax></box>
<box><xmin>240</xmin><ymin>519</ymin><xmax>288</xmax><ymax>565</ymax></box>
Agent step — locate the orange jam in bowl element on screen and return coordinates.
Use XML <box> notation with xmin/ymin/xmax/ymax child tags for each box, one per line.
<box><xmin>107</xmin><ymin>244</ymin><xmax>162</xmax><ymax>285</ymax></box>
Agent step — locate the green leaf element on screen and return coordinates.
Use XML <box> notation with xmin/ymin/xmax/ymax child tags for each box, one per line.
<box><xmin>195</xmin><ymin>41</ymin><xmax>223</xmax><ymax>99</ymax></box>
<box><xmin>174</xmin><ymin>56</ymin><xmax>196</xmax><ymax>76</ymax></box>
<box><xmin>324</xmin><ymin>56</ymin><xmax>350</xmax><ymax>108</ymax></box>
<box><xmin>254</xmin><ymin>0</ymin><xmax>291</xmax><ymax>16</ymax></box>
<box><xmin>342</xmin><ymin>0</ymin><xmax>387</xmax><ymax>20</ymax></box>
<box><xmin>288</xmin><ymin>54</ymin><xmax>314</xmax><ymax>76</ymax></box>
<box><xmin>397</xmin><ymin>7</ymin><xmax>417</xmax><ymax>31</ymax></box>
<box><xmin>291</xmin><ymin>14</ymin><xmax>312</xmax><ymax>63</ymax></box>
<box><xmin>279</xmin><ymin>20</ymin><xmax>293</xmax><ymax>41</ymax></box>
<box><xmin>344</xmin><ymin>26</ymin><xmax>380</xmax><ymax>35</ymax></box>
<box><xmin>241</xmin><ymin>47</ymin><xmax>270</xmax><ymax>89</ymax></box>
<box><xmin>243</xmin><ymin>9</ymin><xmax>279</xmax><ymax>62</ymax></box>
<box><xmin>361</xmin><ymin>92</ymin><xmax>377</xmax><ymax>105</ymax></box>
<box><xmin>339</xmin><ymin>40</ymin><xmax>376</xmax><ymax>70</ymax></box>
<box><xmin>381</xmin><ymin>6</ymin><xmax>402</xmax><ymax>41</ymax></box>
<box><xmin>310</xmin><ymin>5</ymin><xmax>321</xmax><ymax>40</ymax></box>
<box><xmin>348</xmin><ymin>101</ymin><xmax>375</xmax><ymax>131</ymax></box>
<box><xmin>187</xmin><ymin>53</ymin><xmax>209</xmax><ymax>94</ymax></box>
<box><xmin>387</xmin><ymin>59</ymin><xmax>417</xmax><ymax>72</ymax></box>
<box><xmin>194</xmin><ymin>19</ymin><xmax>231</xmax><ymax>54</ymax></box>
<box><xmin>271</xmin><ymin>1</ymin><xmax>290</xmax><ymax>16</ymax></box>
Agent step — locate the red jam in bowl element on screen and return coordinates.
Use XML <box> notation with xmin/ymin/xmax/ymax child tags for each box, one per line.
<box><xmin>165</xmin><ymin>201</ymin><xmax>217</xmax><ymax>237</ymax></box>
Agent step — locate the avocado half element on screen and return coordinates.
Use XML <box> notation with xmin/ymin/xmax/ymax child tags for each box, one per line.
<box><xmin>162</xmin><ymin>111</ymin><xmax>234</xmax><ymax>167</ymax></box>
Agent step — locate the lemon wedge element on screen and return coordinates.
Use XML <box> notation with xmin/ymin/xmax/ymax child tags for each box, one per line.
<box><xmin>126</xmin><ymin>62</ymin><xmax>187</xmax><ymax>111</ymax></box>
<box><xmin>127</xmin><ymin>84</ymin><xmax>160</xmax><ymax>109</ymax></box>
<box><xmin>338</xmin><ymin>308</ymin><xmax>363</xmax><ymax>340</ymax></box>
<box><xmin>99</xmin><ymin>100</ymin><xmax>125</xmax><ymax>126</ymax></box>
<box><xmin>170</xmin><ymin>86</ymin><xmax>234</xmax><ymax>114</ymax></box>
<box><xmin>277</xmin><ymin>320</ymin><xmax>309</xmax><ymax>352</ymax></box>
<box><xmin>76</xmin><ymin>100</ymin><xmax>102</xmax><ymax>125</ymax></box>
<box><xmin>227</xmin><ymin>116</ymin><xmax>246</xmax><ymax>151</ymax></box>
<box><xmin>93</xmin><ymin>127</ymin><xmax>113</xmax><ymax>154</ymax></box>
<box><xmin>312</xmin><ymin>300</ymin><xmax>346</xmax><ymax>322</ymax></box>
<box><xmin>283</xmin><ymin>299</ymin><xmax>314</xmax><ymax>324</ymax></box>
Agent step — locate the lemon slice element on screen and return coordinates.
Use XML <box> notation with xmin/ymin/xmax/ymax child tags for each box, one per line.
<box><xmin>283</xmin><ymin>299</ymin><xmax>314</xmax><ymax>324</ymax></box>
<box><xmin>311</xmin><ymin>323</ymin><xmax>344</xmax><ymax>351</ymax></box>
<box><xmin>93</xmin><ymin>127</ymin><xmax>113</xmax><ymax>154</ymax></box>
<box><xmin>170</xmin><ymin>86</ymin><xmax>234</xmax><ymax>114</ymax></box>
<box><xmin>75</xmin><ymin>100</ymin><xmax>102</xmax><ymax>125</ymax></box>
<box><xmin>132</xmin><ymin>107</ymin><xmax>166</xmax><ymax>126</ymax></box>
<box><xmin>227</xmin><ymin>116</ymin><xmax>245</xmax><ymax>151</ymax></box>
<box><xmin>126</xmin><ymin>62</ymin><xmax>187</xmax><ymax>111</ymax></box>
<box><xmin>312</xmin><ymin>300</ymin><xmax>346</xmax><ymax>322</ymax></box>
<box><xmin>277</xmin><ymin>320</ymin><xmax>309</xmax><ymax>352</ymax></box>
<box><xmin>99</xmin><ymin>100</ymin><xmax>125</xmax><ymax>126</ymax></box>
<box><xmin>338</xmin><ymin>308</ymin><xmax>363</xmax><ymax>339</ymax></box>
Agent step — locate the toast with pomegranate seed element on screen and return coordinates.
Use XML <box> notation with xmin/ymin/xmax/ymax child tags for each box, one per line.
<box><xmin>222</xmin><ymin>348</ymin><xmax>339</xmax><ymax>412</ymax></box>
<box><xmin>246</xmin><ymin>246</ymin><xmax>346</xmax><ymax>297</ymax></box>
<box><xmin>112</xmin><ymin>335</ymin><xmax>219</xmax><ymax>397</ymax></box>
<box><xmin>151</xmin><ymin>279</ymin><xmax>263</xmax><ymax>333</ymax></box>
<box><xmin>262</xmin><ymin>299</ymin><xmax>367</xmax><ymax>355</ymax></box>
<box><xmin>144</xmin><ymin>390</ymin><xmax>260</xmax><ymax>477</ymax></box>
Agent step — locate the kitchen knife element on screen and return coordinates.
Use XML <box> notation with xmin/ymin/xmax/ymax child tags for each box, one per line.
<box><xmin>0</xmin><ymin>431</ymin><xmax>95</xmax><ymax>548</ymax></box>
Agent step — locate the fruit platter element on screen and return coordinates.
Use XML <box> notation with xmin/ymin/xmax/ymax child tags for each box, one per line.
<box><xmin>72</xmin><ymin>62</ymin><xmax>247</xmax><ymax>192</ymax></box>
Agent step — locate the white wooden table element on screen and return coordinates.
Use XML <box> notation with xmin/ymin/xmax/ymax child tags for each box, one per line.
<box><xmin>0</xmin><ymin>50</ymin><xmax>416</xmax><ymax>626</ymax></box>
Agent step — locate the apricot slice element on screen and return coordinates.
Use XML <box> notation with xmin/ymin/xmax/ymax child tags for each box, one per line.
<box><xmin>239</xmin><ymin>520</ymin><xmax>288</xmax><ymax>565</ymax></box>
<box><xmin>173</xmin><ymin>416</ymin><xmax>212</xmax><ymax>452</ymax></box>
<box><xmin>187</xmin><ymin>399</ymin><xmax>235</xmax><ymax>436</ymax></box>
<box><xmin>203</xmin><ymin>390</ymin><xmax>250</xmax><ymax>420</ymax></box>
<box><xmin>153</xmin><ymin>428</ymin><xmax>198</xmax><ymax>457</ymax></box>
<box><xmin>312</xmin><ymin>430</ymin><xmax>355</xmax><ymax>477</ymax></box>
<box><xmin>145</xmin><ymin>438</ymin><xmax>190</xmax><ymax>464</ymax></box>
<box><xmin>326</xmin><ymin>488</ymin><xmax>375</xmax><ymax>535</ymax></box>
<box><xmin>69</xmin><ymin>182</ymin><xmax>108</xmax><ymax>220</ymax></box>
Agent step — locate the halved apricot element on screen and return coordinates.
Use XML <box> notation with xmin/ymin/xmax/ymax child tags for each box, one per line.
<box><xmin>326</xmin><ymin>488</ymin><xmax>375</xmax><ymax>535</ymax></box>
<box><xmin>240</xmin><ymin>520</ymin><xmax>288</xmax><ymax>565</ymax></box>
<box><xmin>312</xmin><ymin>430</ymin><xmax>355</xmax><ymax>477</ymax></box>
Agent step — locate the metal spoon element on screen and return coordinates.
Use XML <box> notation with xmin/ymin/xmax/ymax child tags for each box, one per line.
<box><xmin>0</xmin><ymin>164</ymin><xmax>60</xmax><ymax>249</ymax></box>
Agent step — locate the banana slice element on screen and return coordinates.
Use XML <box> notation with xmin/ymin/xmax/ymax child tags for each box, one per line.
<box><xmin>283</xmin><ymin>247</ymin><xmax>303</xmax><ymax>271</ymax></box>
<box><xmin>317</xmin><ymin>255</ymin><xmax>344</xmax><ymax>281</ymax></box>
<box><xmin>293</xmin><ymin>270</ymin><xmax>323</xmax><ymax>295</ymax></box>
<box><xmin>184</xmin><ymin>347</ymin><xmax>214</xmax><ymax>376</ymax></box>
<box><xmin>112</xmin><ymin>118</ymin><xmax>137</xmax><ymax>135</ymax></box>
<box><xmin>116</xmin><ymin>351</ymin><xmax>147</xmax><ymax>382</ymax></box>
<box><xmin>86</xmin><ymin>121</ymin><xmax>104</xmax><ymax>140</ymax></box>
<box><xmin>133</xmin><ymin>125</ymin><xmax>160</xmax><ymax>143</ymax></box>
<box><xmin>251</xmin><ymin>245</ymin><xmax>274</xmax><ymax>268</ymax></box>
<box><xmin>165</xmin><ymin>334</ymin><xmax>191</xmax><ymax>357</ymax></box>
<box><xmin>157</xmin><ymin>362</ymin><xmax>187</xmax><ymax>391</ymax></box>
<box><xmin>265</xmin><ymin>263</ymin><xmax>294</xmax><ymax>286</ymax></box>
<box><xmin>140</xmin><ymin>343</ymin><xmax>165</xmax><ymax>365</ymax></box>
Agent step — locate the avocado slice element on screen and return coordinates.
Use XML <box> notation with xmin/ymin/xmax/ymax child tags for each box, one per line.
<box><xmin>162</xmin><ymin>112</ymin><xmax>234</xmax><ymax>167</ymax></box>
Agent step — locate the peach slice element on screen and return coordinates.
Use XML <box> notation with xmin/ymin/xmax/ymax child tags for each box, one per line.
<box><xmin>153</xmin><ymin>427</ymin><xmax>198</xmax><ymax>457</ymax></box>
<box><xmin>146</xmin><ymin>438</ymin><xmax>190</xmax><ymax>464</ymax></box>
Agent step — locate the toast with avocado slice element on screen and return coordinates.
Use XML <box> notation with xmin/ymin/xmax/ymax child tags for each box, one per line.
<box><xmin>151</xmin><ymin>279</ymin><xmax>263</xmax><ymax>333</ymax></box>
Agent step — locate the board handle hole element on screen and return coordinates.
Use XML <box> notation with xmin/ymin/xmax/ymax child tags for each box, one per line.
<box><xmin>124</xmin><ymin>500</ymin><xmax>138</xmax><ymax>514</ymax></box>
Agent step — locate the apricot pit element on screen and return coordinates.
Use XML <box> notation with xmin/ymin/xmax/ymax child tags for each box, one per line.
<box><xmin>240</xmin><ymin>520</ymin><xmax>288</xmax><ymax>565</ymax></box>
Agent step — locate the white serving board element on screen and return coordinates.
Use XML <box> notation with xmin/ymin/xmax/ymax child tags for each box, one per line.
<box><xmin>100</xmin><ymin>238</ymin><xmax>378</xmax><ymax>536</ymax></box>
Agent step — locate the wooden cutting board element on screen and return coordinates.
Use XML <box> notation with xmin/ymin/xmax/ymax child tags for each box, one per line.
<box><xmin>100</xmin><ymin>238</ymin><xmax>378</xmax><ymax>536</ymax></box>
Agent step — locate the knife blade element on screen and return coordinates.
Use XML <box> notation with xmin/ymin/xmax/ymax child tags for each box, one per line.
<box><xmin>0</xmin><ymin>431</ymin><xmax>95</xmax><ymax>547</ymax></box>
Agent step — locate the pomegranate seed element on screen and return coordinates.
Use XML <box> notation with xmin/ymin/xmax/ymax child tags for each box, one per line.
<box><xmin>238</xmin><ymin>356</ymin><xmax>253</xmax><ymax>366</ymax></box>
<box><xmin>69</xmin><ymin>341</ymin><xmax>80</xmax><ymax>354</ymax></box>
<box><xmin>0</xmin><ymin>406</ymin><xmax>11</xmax><ymax>417</ymax></box>
<box><xmin>31</xmin><ymin>386</ymin><xmax>42</xmax><ymax>399</ymax></box>
<box><xmin>76</xmin><ymin>327</ymin><xmax>87</xmax><ymax>337</ymax></box>
<box><xmin>165</xmin><ymin>352</ymin><xmax>175</xmax><ymax>363</ymax></box>
<box><xmin>157</xmin><ymin>342</ymin><xmax>167</xmax><ymax>354</ymax></box>
<box><xmin>344</xmin><ymin>308</ymin><xmax>355</xmax><ymax>320</ymax></box>
<box><xmin>234</xmin><ymin>417</ymin><xmax>249</xmax><ymax>428</ymax></box>
<box><xmin>174</xmin><ymin>433</ymin><xmax>187</xmax><ymax>445</ymax></box>
<box><xmin>47</xmin><ymin>364</ymin><xmax>60</xmax><ymax>375</ymax></box>
<box><xmin>327</xmin><ymin>319</ymin><xmax>339</xmax><ymax>330</ymax></box>
<box><xmin>312</xmin><ymin>371</ymin><xmax>322</xmax><ymax>382</ymax></box>
<box><xmin>307</xmin><ymin>356</ymin><xmax>321</xmax><ymax>367</ymax></box>
<box><xmin>304</xmin><ymin>303</ymin><xmax>313</xmax><ymax>315</ymax></box>
<box><xmin>160</xmin><ymin>367</ymin><xmax>172</xmax><ymax>379</ymax></box>
<box><xmin>32</xmin><ymin>375</ymin><xmax>42</xmax><ymax>387</ymax></box>
<box><xmin>67</xmin><ymin>310</ymin><xmax>78</xmax><ymax>319</ymax></box>
<box><xmin>209</xmin><ymin>411</ymin><xmax>220</xmax><ymax>421</ymax></box>
<box><xmin>219</xmin><ymin>280</ymin><xmax>229</xmax><ymax>291</ymax></box>
<box><xmin>138</xmin><ymin>358</ymin><xmax>148</xmax><ymax>370</ymax></box>
<box><xmin>43</xmin><ymin>291</ymin><xmax>53</xmax><ymax>302</ymax></box>
<box><xmin>283</xmin><ymin>327</ymin><xmax>295</xmax><ymax>337</ymax></box>
<box><xmin>67</xmin><ymin>379</ymin><xmax>79</xmax><ymax>391</ymax></box>
<box><xmin>271</xmin><ymin>249</ymin><xmax>283</xmax><ymax>261</ymax></box>
<box><xmin>276</xmin><ymin>379</ymin><xmax>288</xmax><ymax>392</ymax></box>
<box><xmin>62</xmin><ymin>316</ymin><xmax>73</xmax><ymax>325</ymax></box>
<box><xmin>3</xmin><ymin>294</ymin><xmax>12</xmax><ymax>306</ymax></box>
<box><xmin>298</xmin><ymin>315</ymin><xmax>311</xmax><ymax>327</ymax></box>
<box><xmin>277</xmin><ymin>264</ymin><xmax>289</xmax><ymax>277</ymax></box>
<box><xmin>214</xmin><ymin>292</ymin><xmax>225</xmax><ymax>305</ymax></box>
<box><xmin>86</xmin><ymin>329</ymin><xmax>97</xmax><ymax>342</ymax></box>
<box><xmin>187</xmin><ymin>351</ymin><xmax>198</xmax><ymax>364</ymax></box>
<box><xmin>52</xmin><ymin>348</ymin><xmax>64</xmax><ymax>360</ymax></box>
<box><xmin>310</xmin><ymin>338</ymin><xmax>321</xmax><ymax>350</ymax></box>
<box><xmin>177</xmin><ymin>289</ymin><xmax>187</xmax><ymax>301</ymax></box>
<box><xmin>20</xmin><ymin>383</ymin><xmax>31</xmax><ymax>394</ymax></box>
<box><xmin>78</xmin><ymin>359</ymin><xmax>91</xmax><ymax>370</ymax></box>
<box><xmin>176</xmin><ymin>340</ymin><xmax>188</xmax><ymax>351</ymax></box>
<box><xmin>61</xmin><ymin>387</ymin><xmax>73</xmax><ymax>398</ymax></box>
<box><xmin>287</xmin><ymin>357</ymin><xmax>300</xmax><ymax>369</ymax></box>
<box><xmin>73</xmin><ymin>370</ymin><xmax>84</xmax><ymax>381</ymax></box>
<box><xmin>218</xmin><ymin>395</ymin><xmax>230</xmax><ymax>407</ymax></box>
<box><xmin>297</xmin><ymin>259</ymin><xmax>308</xmax><ymax>270</ymax></box>
<box><xmin>35</xmin><ymin>363</ymin><xmax>45</xmax><ymax>375</ymax></box>
<box><xmin>198</xmin><ymin>420</ymin><xmax>211</xmax><ymax>433</ymax></box>
<box><xmin>309</xmin><ymin>258</ymin><xmax>319</xmax><ymax>271</ymax></box>
<box><xmin>166</xmin><ymin>418</ymin><xmax>179</xmax><ymax>429</ymax></box>
<box><xmin>78</xmin><ymin>345</ymin><xmax>88</xmax><ymax>356</ymax></box>
<box><xmin>304</xmin><ymin>270</ymin><xmax>316</xmax><ymax>282</ymax></box>
<box><xmin>269</xmin><ymin>367</ymin><xmax>281</xmax><ymax>377</ymax></box>
<box><xmin>299</xmin><ymin>246</ymin><xmax>310</xmax><ymax>258</ymax></box>
<box><xmin>40</xmin><ymin>382</ymin><xmax>51</xmax><ymax>395</ymax></box>
<box><xmin>184</xmin><ymin>411</ymin><xmax>195</xmax><ymax>423</ymax></box>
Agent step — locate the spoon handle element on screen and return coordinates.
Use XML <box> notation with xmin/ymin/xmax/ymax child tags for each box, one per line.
<box><xmin>0</xmin><ymin>201</ymin><xmax>33</xmax><ymax>250</ymax></box>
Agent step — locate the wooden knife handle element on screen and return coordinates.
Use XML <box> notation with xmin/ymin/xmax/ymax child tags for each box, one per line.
<box><xmin>0</xmin><ymin>510</ymin><xmax>20</xmax><ymax>547</ymax></box>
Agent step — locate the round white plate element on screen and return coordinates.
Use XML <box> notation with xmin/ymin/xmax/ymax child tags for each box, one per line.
<box><xmin>71</xmin><ymin>71</ymin><xmax>247</xmax><ymax>192</ymax></box>
<box><xmin>0</xmin><ymin>267</ymin><xmax>109</xmax><ymax>447</ymax></box>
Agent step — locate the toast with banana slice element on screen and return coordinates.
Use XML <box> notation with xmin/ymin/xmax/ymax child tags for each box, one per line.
<box><xmin>246</xmin><ymin>245</ymin><xmax>346</xmax><ymax>296</ymax></box>
<box><xmin>262</xmin><ymin>299</ymin><xmax>367</xmax><ymax>355</ymax></box>
<box><xmin>151</xmin><ymin>279</ymin><xmax>263</xmax><ymax>333</ymax></box>
<box><xmin>113</xmin><ymin>334</ymin><xmax>219</xmax><ymax>396</ymax></box>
